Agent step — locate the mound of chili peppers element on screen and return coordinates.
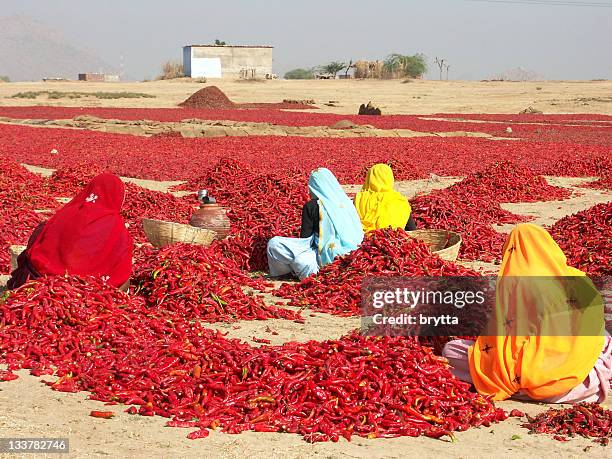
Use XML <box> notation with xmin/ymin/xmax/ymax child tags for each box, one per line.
<box><xmin>178</xmin><ymin>159</ymin><xmax>309</xmax><ymax>271</ymax></box>
<box><xmin>412</xmin><ymin>192</ymin><xmax>524</xmax><ymax>262</ymax></box>
<box><xmin>0</xmin><ymin>155</ymin><xmax>52</xmax><ymax>271</ymax></box>
<box><xmin>411</xmin><ymin>161</ymin><xmax>562</xmax><ymax>262</ymax></box>
<box><xmin>583</xmin><ymin>159</ymin><xmax>612</xmax><ymax>191</ymax></box>
<box><xmin>522</xmin><ymin>403</ymin><xmax>612</xmax><ymax>446</ymax></box>
<box><xmin>446</xmin><ymin>161</ymin><xmax>571</xmax><ymax>203</ymax></box>
<box><xmin>0</xmin><ymin>275</ymin><xmax>507</xmax><ymax>442</ymax></box>
<box><xmin>46</xmin><ymin>163</ymin><xmax>109</xmax><ymax>196</ymax></box>
<box><xmin>0</xmin><ymin>154</ymin><xmax>59</xmax><ymax>211</ymax></box>
<box><xmin>548</xmin><ymin>202</ymin><xmax>612</xmax><ymax>276</ymax></box>
<box><xmin>277</xmin><ymin>228</ymin><xmax>479</xmax><ymax>317</ymax></box>
<box><xmin>133</xmin><ymin>243</ymin><xmax>302</xmax><ymax>322</ymax></box>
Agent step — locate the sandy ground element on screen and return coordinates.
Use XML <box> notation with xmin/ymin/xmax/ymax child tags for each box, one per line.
<box><xmin>0</xmin><ymin>79</ymin><xmax>611</xmax><ymax>115</ymax></box>
<box><xmin>3</xmin><ymin>161</ymin><xmax>612</xmax><ymax>457</ymax></box>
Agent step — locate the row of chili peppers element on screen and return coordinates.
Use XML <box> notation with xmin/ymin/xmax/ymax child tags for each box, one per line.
<box><xmin>1</xmin><ymin>123</ymin><xmax>610</xmax><ymax>183</ymax></box>
<box><xmin>0</xmin><ymin>274</ymin><xmax>507</xmax><ymax>442</ymax></box>
<box><xmin>0</xmin><ymin>106</ymin><xmax>610</xmax><ymax>145</ymax></box>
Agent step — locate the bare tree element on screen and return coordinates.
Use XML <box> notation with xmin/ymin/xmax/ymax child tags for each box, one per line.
<box><xmin>445</xmin><ymin>64</ymin><xmax>450</xmax><ymax>81</ymax></box>
<box><xmin>344</xmin><ymin>60</ymin><xmax>355</xmax><ymax>78</ymax></box>
<box><xmin>434</xmin><ymin>57</ymin><xmax>445</xmax><ymax>81</ymax></box>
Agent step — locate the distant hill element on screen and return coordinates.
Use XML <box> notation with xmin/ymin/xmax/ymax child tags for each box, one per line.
<box><xmin>0</xmin><ymin>16</ymin><xmax>116</xmax><ymax>81</ymax></box>
<box><xmin>492</xmin><ymin>67</ymin><xmax>545</xmax><ymax>82</ymax></box>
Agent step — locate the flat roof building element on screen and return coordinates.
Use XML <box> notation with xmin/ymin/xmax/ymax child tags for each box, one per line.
<box><xmin>183</xmin><ymin>45</ymin><xmax>273</xmax><ymax>79</ymax></box>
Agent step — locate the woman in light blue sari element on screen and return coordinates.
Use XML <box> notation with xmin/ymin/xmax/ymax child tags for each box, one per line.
<box><xmin>267</xmin><ymin>168</ymin><xmax>364</xmax><ymax>279</ymax></box>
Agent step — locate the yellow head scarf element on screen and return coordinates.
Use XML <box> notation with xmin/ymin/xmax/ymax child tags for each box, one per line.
<box><xmin>469</xmin><ymin>224</ymin><xmax>604</xmax><ymax>401</ymax></box>
<box><xmin>355</xmin><ymin>164</ymin><xmax>411</xmax><ymax>232</ymax></box>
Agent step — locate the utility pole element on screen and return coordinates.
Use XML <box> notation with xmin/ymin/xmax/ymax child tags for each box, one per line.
<box><xmin>434</xmin><ymin>57</ymin><xmax>445</xmax><ymax>81</ymax></box>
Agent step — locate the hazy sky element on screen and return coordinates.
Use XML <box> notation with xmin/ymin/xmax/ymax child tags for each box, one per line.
<box><xmin>3</xmin><ymin>0</ymin><xmax>611</xmax><ymax>80</ymax></box>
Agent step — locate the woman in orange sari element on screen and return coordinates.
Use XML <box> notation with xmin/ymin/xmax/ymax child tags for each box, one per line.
<box><xmin>443</xmin><ymin>223</ymin><xmax>611</xmax><ymax>403</ymax></box>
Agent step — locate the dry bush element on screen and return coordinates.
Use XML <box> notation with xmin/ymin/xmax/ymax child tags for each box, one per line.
<box><xmin>158</xmin><ymin>61</ymin><xmax>184</xmax><ymax>80</ymax></box>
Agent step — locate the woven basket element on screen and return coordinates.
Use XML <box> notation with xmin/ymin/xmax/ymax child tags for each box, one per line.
<box><xmin>142</xmin><ymin>219</ymin><xmax>217</xmax><ymax>248</ymax></box>
<box><xmin>9</xmin><ymin>245</ymin><xmax>26</xmax><ymax>271</ymax></box>
<box><xmin>407</xmin><ymin>229</ymin><xmax>462</xmax><ymax>262</ymax></box>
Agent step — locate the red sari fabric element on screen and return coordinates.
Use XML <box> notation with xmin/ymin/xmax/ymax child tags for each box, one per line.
<box><xmin>27</xmin><ymin>173</ymin><xmax>133</xmax><ymax>287</ymax></box>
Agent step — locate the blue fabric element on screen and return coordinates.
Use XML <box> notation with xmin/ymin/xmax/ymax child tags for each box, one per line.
<box><xmin>308</xmin><ymin>168</ymin><xmax>364</xmax><ymax>266</ymax></box>
<box><xmin>267</xmin><ymin>236</ymin><xmax>318</xmax><ymax>279</ymax></box>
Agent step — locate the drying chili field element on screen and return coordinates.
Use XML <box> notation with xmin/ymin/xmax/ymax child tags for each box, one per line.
<box><xmin>1</xmin><ymin>93</ymin><xmax>611</xmax><ymax>458</ymax></box>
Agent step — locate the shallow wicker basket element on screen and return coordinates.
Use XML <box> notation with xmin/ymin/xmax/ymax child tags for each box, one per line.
<box><xmin>9</xmin><ymin>245</ymin><xmax>27</xmax><ymax>271</ymax></box>
<box><xmin>407</xmin><ymin>229</ymin><xmax>462</xmax><ymax>262</ymax></box>
<box><xmin>142</xmin><ymin>219</ymin><xmax>217</xmax><ymax>248</ymax></box>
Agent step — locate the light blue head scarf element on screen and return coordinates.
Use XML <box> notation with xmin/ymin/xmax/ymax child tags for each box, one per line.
<box><xmin>308</xmin><ymin>168</ymin><xmax>364</xmax><ymax>266</ymax></box>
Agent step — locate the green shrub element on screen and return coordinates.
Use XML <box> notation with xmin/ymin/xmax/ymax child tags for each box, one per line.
<box><xmin>11</xmin><ymin>91</ymin><xmax>155</xmax><ymax>100</ymax></box>
<box><xmin>284</xmin><ymin>68</ymin><xmax>315</xmax><ymax>80</ymax></box>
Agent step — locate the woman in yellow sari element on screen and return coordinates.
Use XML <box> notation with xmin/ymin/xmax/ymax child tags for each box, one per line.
<box><xmin>443</xmin><ymin>224</ymin><xmax>611</xmax><ymax>403</ymax></box>
<box><xmin>355</xmin><ymin>164</ymin><xmax>416</xmax><ymax>232</ymax></box>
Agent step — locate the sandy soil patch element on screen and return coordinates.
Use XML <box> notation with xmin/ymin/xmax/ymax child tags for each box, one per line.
<box><xmin>1</xmin><ymin>80</ymin><xmax>611</xmax><ymax>115</ymax></box>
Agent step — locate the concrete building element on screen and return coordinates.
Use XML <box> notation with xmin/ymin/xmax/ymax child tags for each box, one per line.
<box><xmin>183</xmin><ymin>45</ymin><xmax>273</xmax><ymax>79</ymax></box>
<box><xmin>78</xmin><ymin>73</ymin><xmax>120</xmax><ymax>82</ymax></box>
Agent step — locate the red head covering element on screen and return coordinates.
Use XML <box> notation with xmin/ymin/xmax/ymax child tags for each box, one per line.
<box><xmin>28</xmin><ymin>173</ymin><xmax>133</xmax><ymax>287</ymax></box>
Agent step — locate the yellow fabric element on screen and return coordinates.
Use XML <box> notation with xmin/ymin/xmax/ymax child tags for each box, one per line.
<box><xmin>469</xmin><ymin>224</ymin><xmax>604</xmax><ymax>401</ymax></box>
<box><xmin>355</xmin><ymin>164</ymin><xmax>411</xmax><ymax>232</ymax></box>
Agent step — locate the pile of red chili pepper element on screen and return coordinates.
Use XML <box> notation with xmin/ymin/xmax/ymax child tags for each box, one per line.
<box><xmin>0</xmin><ymin>154</ymin><xmax>59</xmax><ymax>210</ymax></box>
<box><xmin>445</xmin><ymin>161</ymin><xmax>571</xmax><ymax>203</ymax></box>
<box><xmin>0</xmin><ymin>275</ymin><xmax>507</xmax><ymax>442</ymax></box>
<box><xmin>521</xmin><ymin>403</ymin><xmax>612</xmax><ymax>445</ymax></box>
<box><xmin>583</xmin><ymin>158</ymin><xmax>612</xmax><ymax>191</ymax></box>
<box><xmin>133</xmin><ymin>243</ymin><xmax>302</xmax><ymax>322</ymax></box>
<box><xmin>179</xmin><ymin>86</ymin><xmax>237</xmax><ymax>109</ymax></box>
<box><xmin>411</xmin><ymin>161</ymin><xmax>569</xmax><ymax>261</ymax></box>
<box><xmin>46</xmin><ymin>163</ymin><xmax>109</xmax><ymax>196</ymax></box>
<box><xmin>0</xmin><ymin>208</ymin><xmax>43</xmax><ymax>272</ymax></box>
<box><xmin>548</xmin><ymin>202</ymin><xmax>612</xmax><ymax>276</ymax></box>
<box><xmin>0</xmin><ymin>155</ymin><xmax>52</xmax><ymax>271</ymax></box>
<box><xmin>411</xmin><ymin>194</ymin><xmax>524</xmax><ymax>262</ymax></box>
<box><xmin>277</xmin><ymin>228</ymin><xmax>479</xmax><ymax>317</ymax></box>
<box><xmin>178</xmin><ymin>159</ymin><xmax>309</xmax><ymax>271</ymax></box>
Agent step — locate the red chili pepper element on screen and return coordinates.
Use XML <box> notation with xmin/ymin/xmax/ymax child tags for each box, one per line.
<box><xmin>187</xmin><ymin>429</ymin><xmax>209</xmax><ymax>440</ymax></box>
<box><xmin>90</xmin><ymin>411</ymin><xmax>115</xmax><ymax>419</ymax></box>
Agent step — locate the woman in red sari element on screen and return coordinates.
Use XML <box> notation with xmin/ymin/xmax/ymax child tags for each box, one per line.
<box><xmin>8</xmin><ymin>173</ymin><xmax>133</xmax><ymax>290</ymax></box>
